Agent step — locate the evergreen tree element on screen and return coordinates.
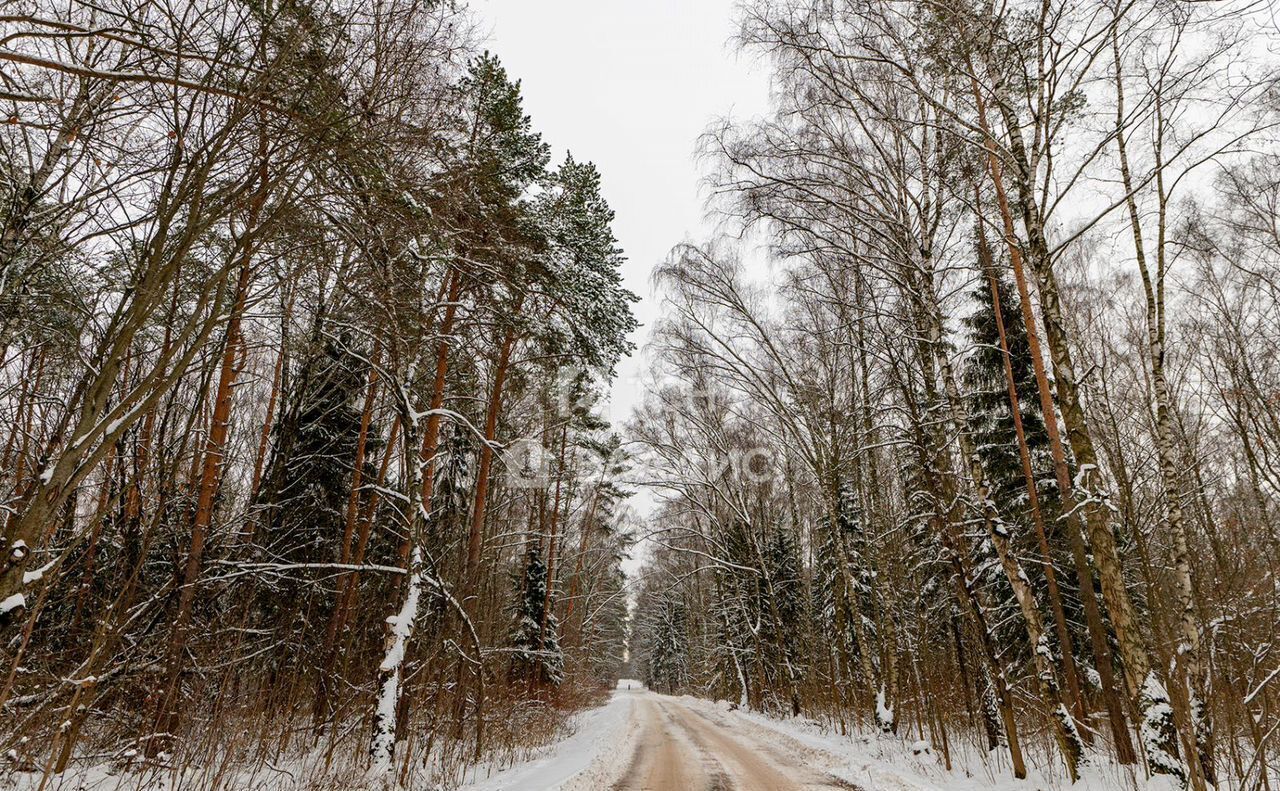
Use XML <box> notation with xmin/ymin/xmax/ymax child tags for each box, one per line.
<box><xmin>531</xmin><ymin>156</ymin><xmax>639</xmax><ymax>376</ymax></box>
<box><xmin>256</xmin><ymin>337</ymin><xmax>374</xmax><ymax>633</ymax></box>
<box><xmin>831</xmin><ymin>485</ymin><xmax>880</xmax><ymax>683</ymax></box>
<box><xmin>718</xmin><ymin>517</ymin><xmax>762</xmax><ymax>699</ymax></box>
<box><xmin>646</xmin><ymin>595</ymin><xmax>690</xmax><ymax>695</ymax></box>
<box><xmin>961</xmin><ymin>268</ymin><xmax>1052</xmax><ymax>519</ymax></box>
<box><xmin>259</xmin><ymin>340</ymin><xmax>370</xmax><ymax>559</ymax></box>
<box><xmin>761</xmin><ymin>524</ymin><xmax>805</xmax><ymax>713</ymax></box>
<box><xmin>454</xmin><ymin>53</ymin><xmax>551</xmax><ymax>212</ymax></box>
<box><xmin>962</xmin><ymin>265</ymin><xmax>1068</xmax><ymax>651</ymax></box>
<box><xmin>427</xmin><ymin>421</ymin><xmax>473</xmax><ymax>548</ymax></box>
<box><xmin>813</xmin><ymin>515</ymin><xmax>852</xmax><ymax>655</ymax></box>
<box><xmin>837</xmin><ymin>484</ymin><xmax>874</xmax><ymax>615</ymax></box>
<box><xmin>508</xmin><ymin>545</ymin><xmax>564</xmax><ymax>686</ymax></box>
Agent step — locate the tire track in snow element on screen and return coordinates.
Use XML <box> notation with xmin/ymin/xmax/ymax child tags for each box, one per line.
<box><xmin>608</xmin><ymin>693</ymin><xmax>861</xmax><ymax>790</ymax></box>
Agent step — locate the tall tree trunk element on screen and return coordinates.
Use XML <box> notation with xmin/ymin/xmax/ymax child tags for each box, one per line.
<box><xmin>891</xmin><ymin>345</ymin><xmax>1027</xmax><ymax>778</ymax></box>
<box><xmin>992</xmin><ymin>84</ymin><xmax>1182</xmax><ymax>778</ymax></box>
<box><xmin>974</xmin><ymin>212</ymin><xmax>1090</xmax><ymax>738</ymax></box>
<box><xmin>1110</xmin><ymin>34</ymin><xmax>1209</xmax><ymax>785</ymax></box>
<box><xmin>369</xmin><ymin>384</ymin><xmax>437</xmax><ymax>779</ymax></box>
<box><xmin>465</xmin><ymin>296</ymin><xmax>525</xmax><ymax>583</ymax></box>
<box><xmin>369</xmin><ymin>539</ymin><xmax>423</xmax><ymax>780</ymax></box>
<box><xmin>915</xmin><ymin>267</ymin><xmax>1083</xmax><ymax>781</ymax></box>
<box><xmin>247</xmin><ymin>290</ymin><xmax>294</xmax><ymax>513</ymax></box>
<box><xmin>419</xmin><ymin>270</ymin><xmax>463</xmax><ymax>507</ymax></box>
<box><xmin>149</xmin><ymin>248</ymin><xmax>255</xmax><ymax>755</ymax></box>
<box><xmin>540</xmin><ymin>420</ymin><xmax>570</xmax><ymax>638</ymax></box>
<box><xmin>972</xmin><ymin>73</ymin><xmax>1138</xmax><ymax>764</ymax></box>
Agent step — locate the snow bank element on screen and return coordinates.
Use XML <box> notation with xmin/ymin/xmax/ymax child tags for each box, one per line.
<box><xmin>675</xmin><ymin>695</ymin><xmax>1180</xmax><ymax>791</ymax></box>
<box><xmin>457</xmin><ymin>684</ymin><xmax>639</xmax><ymax>791</ymax></box>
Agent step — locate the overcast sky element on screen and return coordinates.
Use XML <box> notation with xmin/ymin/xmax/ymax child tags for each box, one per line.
<box><xmin>474</xmin><ymin>0</ymin><xmax>771</xmax><ymax>428</ymax></box>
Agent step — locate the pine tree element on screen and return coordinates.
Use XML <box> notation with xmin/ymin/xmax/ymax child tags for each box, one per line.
<box><xmin>530</xmin><ymin>156</ymin><xmax>639</xmax><ymax>376</ymax></box>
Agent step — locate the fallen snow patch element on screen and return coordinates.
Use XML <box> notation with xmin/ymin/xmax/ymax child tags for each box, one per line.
<box><xmin>0</xmin><ymin>593</ymin><xmax>24</xmax><ymax>615</ymax></box>
<box><xmin>458</xmin><ymin>686</ymin><xmax>637</xmax><ymax>791</ymax></box>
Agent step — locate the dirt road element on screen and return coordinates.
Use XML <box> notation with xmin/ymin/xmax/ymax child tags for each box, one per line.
<box><xmin>611</xmin><ymin>694</ymin><xmax>859</xmax><ymax>791</ymax></box>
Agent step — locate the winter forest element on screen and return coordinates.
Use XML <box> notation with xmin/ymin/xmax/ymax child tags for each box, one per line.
<box><xmin>2</xmin><ymin>0</ymin><xmax>1280</xmax><ymax>789</ymax></box>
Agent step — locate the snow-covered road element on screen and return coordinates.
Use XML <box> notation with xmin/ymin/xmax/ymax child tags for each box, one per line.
<box><xmin>609</xmin><ymin>694</ymin><xmax>858</xmax><ymax>790</ymax></box>
<box><xmin>462</xmin><ymin>683</ymin><xmax>860</xmax><ymax>790</ymax></box>
<box><xmin>462</xmin><ymin>683</ymin><xmax>1175</xmax><ymax>791</ymax></box>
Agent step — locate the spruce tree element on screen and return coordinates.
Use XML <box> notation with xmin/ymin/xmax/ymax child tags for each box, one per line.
<box><xmin>646</xmin><ymin>595</ymin><xmax>690</xmax><ymax>695</ymax></box>
<box><xmin>761</xmin><ymin>525</ymin><xmax>805</xmax><ymax>714</ymax></box>
<box><xmin>427</xmin><ymin>421</ymin><xmax>472</xmax><ymax>548</ymax></box>
<box><xmin>837</xmin><ymin>484</ymin><xmax>874</xmax><ymax>614</ymax></box>
<box><xmin>962</xmin><ymin>266</ymin><xmax>1071</xmax><ymax>649</ymax></box>
<box><xmin>508</xmin><ymin>545</ymin><xmax>564</xmax><ymax>686</ymax></box>
<box><xmin>961</xmin><ymin>269</ymin><xmax>1052</xmax><ymax>519</ymax></box>
<box><xmin>256</xmin><ymin>336</ymin><xmax>374</xmax><ymax>636</ymax></box>
<box><xmin>813</xmin><ymin>516</ymin><xmax>853</xmax><ymax>659</ymax></box>
<box><xmin>259</xmin><ymin>341</ymin><xmax>369</xmax><ymax>559</ymax></box>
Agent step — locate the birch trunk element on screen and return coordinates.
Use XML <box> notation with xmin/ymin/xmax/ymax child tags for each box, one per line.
<box><xmin>972</xmin><ymin>73</ymin><xmax>1138</xmax><ymax>763</ymax></box>
<box><xmin>1110</xmin><ymin>31</ymin><xmax>1209</xmax><ymax>785</ymax></box>
<box><xmin>915</xmin><ymin>268</ymin><xmax>1083</xmax><ymax>781</ymax></box>
<box><xmin>994</xmin><ymin>87</ymin><xmax>1184</xmax><ymax>780</ymax></box>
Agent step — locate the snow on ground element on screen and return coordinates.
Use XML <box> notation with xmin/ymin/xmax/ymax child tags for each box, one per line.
<box><xmin>462</xmin><ymin>683</ymin><xmax>1188</xmax><ymax>791</ymax></box>
<box><xmin>677</xmin><ymin>695</ymin><xmax>1182</xmax><ymax>791</ymax></box>
<box><xmin>5</xmin><ymin>685</ymin><xmax>1214</xmax><ymax>791</ymax></box>
<box><xmin>3</xmin><ymin>684</ymin><xmax>642</xmax><ymax>791</ymax></box>
<box><xmin>456</xmin><ymin>680</ymin><xmax>640</xmax><ymax>791</ymax></box>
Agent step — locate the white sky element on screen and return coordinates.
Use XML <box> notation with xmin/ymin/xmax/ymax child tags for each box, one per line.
<box><xmin>474</xmin><ymin>0</ymin><xmax>771</xmax><ymax>431</ymax></box>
